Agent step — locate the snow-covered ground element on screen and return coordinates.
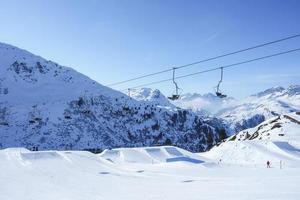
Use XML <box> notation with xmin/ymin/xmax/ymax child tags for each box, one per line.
<box><xmin>1</xmin><ymin>145</ymin><xmax>300</xmax><ymax>200</ymax></box>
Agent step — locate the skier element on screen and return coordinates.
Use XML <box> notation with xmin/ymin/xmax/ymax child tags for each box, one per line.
<box><xmin>267</xmin><ymin>160</ymin><xmax>271</xmax><ymax>168</ymax></box>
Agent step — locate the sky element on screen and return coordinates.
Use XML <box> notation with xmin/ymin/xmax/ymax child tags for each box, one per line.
<box><xmin>0</xmin><ymin>0</ymin><xmax>299</xmax><ymax>98</ymax></box>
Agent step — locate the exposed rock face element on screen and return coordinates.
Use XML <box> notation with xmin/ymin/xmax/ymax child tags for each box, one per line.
<box><xmin>0</xmin><ymin>42</ymin><xmax>226</xmax><ymax>152</ymax></box>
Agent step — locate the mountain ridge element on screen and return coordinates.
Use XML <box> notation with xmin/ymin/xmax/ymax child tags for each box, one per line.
<box><xmin>0</xmin><ymin>42</ymin><xmax>226</xmax><ymax>152</ymax></box>
<box><xmin>130</xmin><ymin>85</ymin><xmax>300</xmax><ymax>133</ymax></box>
<box><xmin>200</xmin><ymin>112</ymin><xmax>300</xmax><ymax>167</ymax></box>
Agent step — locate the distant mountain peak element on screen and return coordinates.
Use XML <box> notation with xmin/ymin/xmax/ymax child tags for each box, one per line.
<box><xmin>129</xmin><ymin>88</ymin><xmax>173</xmax><ymax>107</ymax></box>
<box><xmin>286</xmin><ymin>84</ymin><xmax>300</xmax><ymax>95</ymax></box>
<box><xmin>252</xmin><ymin>86</ymin><xmax>285</xmax><ymax>98</ymax></box>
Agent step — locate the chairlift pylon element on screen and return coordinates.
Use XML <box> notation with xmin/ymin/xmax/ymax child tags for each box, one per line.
<box><xmin>127</xmin><ymin>88</ymin><xmax>131</xmax><ymax>97</ymax></box>
<box><xmin>168</xmin><ymin>68</ymin><xmax>180</xmax><ymax>100</ymax></box>
<box><xmin>215</xmin><ymin>67</ymin><xmax>227</xmax><ymax>98</ymax></box>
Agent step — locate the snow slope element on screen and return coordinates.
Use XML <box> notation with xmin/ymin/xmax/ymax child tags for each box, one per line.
<box><xmin>1</xmin><ymin>146</ymin><xmax>300</xmax><ymax>200</ymax></box>
<box><xmin>201</xmin><ymin>113</ymin><xmax>300</xmax><ymax>167</ymax></box>
<box><xmin>0</xmin><ymin>43</ymin><xmax>123</xmax><ymax>105</ymax></box>
<box><xmin>0</xmin><ymin>42</ymin><xmax>226</xmax><ymax>152</ymax></box>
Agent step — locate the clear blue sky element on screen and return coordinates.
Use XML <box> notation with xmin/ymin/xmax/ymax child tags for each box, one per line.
<box><xmin>0</xmin><ymin>0</ymin><xmax>299</xmax><ymax>98</ymax></box>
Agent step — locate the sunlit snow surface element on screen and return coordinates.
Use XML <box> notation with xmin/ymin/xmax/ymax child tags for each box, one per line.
<box><xmin>1</xmin><ymin>145</ymin><xmax>300</xmax><ymax>200</ymax></box>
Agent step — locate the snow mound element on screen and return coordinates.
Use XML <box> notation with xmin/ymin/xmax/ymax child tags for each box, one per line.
<box><xmin>0</xmin><ymin>148</ymin><xmax>116</xmax><ymax>170</ymax></box>
<box><xmin>20</xmin><ymin>151</ymin><xmax>62</xmax><ymax>160</ymax></box>
<box><xmin>100</xmin><ymin>146</ymin><xmax>206</xmax><ymax>164</ymax></box>
<box><xmin>1</xmin><ymin>147</ymin><xmax>300</xmax><ymax>200</ymax></box>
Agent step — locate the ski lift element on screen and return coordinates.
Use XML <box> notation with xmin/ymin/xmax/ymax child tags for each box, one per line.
<box><xmin>168</xmin><ymin>68</ymin><xmax>180</xmax><ymax>100</ymax></box>
<box><xmin>215</xmin><ymin>67</ymin><xmax>227</xmax><ymax>98</ymax></box>
<box><xmin>127</xmin><ymin>88</ymin><xmax>131</xmax><ymax>97</ymax></box>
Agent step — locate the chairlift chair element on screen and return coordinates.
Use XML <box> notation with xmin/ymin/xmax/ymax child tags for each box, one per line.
<box><xmin>215</xmin><ymin>67</ymin><xmax>227</xmax><ymax>98</ymax></box>
<box><xmin>168</xmin><ymin>68</ymin><xmax>181</xmax><ymax>100</ymax></box>
<box><xmin>216</xmin><ymin>91</ymin><xmax>227</xmax><ymax>98</ymax></box>
<box><xmin>168</xmin><ymin>94</ymin><xmax>180</xmax><ymax>100</ymax></box>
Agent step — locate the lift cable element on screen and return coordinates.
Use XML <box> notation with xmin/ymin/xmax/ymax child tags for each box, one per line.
<box><xmin>107</xmin><ymin>34</ymin><xmax>300</xmax><ymax>87</ymax></box>
<box><xmin>121</xmin><ymin>47</ymin><xmax>300</xmax><ymax>91</ymax></box>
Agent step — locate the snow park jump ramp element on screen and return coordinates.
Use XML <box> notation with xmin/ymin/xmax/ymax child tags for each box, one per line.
<box><xmin>1</xmin><ymin>146</ymin><xmax>300</xmax><ymax>200</ymax></box>
<box><xmin>99</xmin><ymin>146</ymin><xmax>208</xmax><ymax>165</ymax></box>
<box><xmin>0</xmin><ymin>146</ymin><xmax>209</xmax><ymax>172</ymax></box>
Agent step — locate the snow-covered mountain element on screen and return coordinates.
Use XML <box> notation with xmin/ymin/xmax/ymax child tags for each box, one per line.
<box><xmin>218</xmin><ymin>85</ymin><xmax>300</xmax><ymax>132</ymax></box>
<box><xmin>129</xmin><ymin>89</ymin><xmax>236</xmax><ymax>115</ymax></box>
<box><xmin>132</xmin><ymin>86</ymin><xmax>299</xmax><ymax>134</ymax></box>
<box><xmin>0</xmin><ymin>42</ymin><xmax>227</xmax><ymax>152</ymax></box>
<box><xmin>202</xmin><ymin>112</ymin><xmax>300</xmax><ymax>167</ymax></box>
<box><xmin>223</xmin><ymin>112</ymin><xmax>300</xmax><ymax>142</ymax></box>
<box><xmin>128</xmin><ymin>88</ymin><xmax>173</xmax><ymax>107</ymax></box>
